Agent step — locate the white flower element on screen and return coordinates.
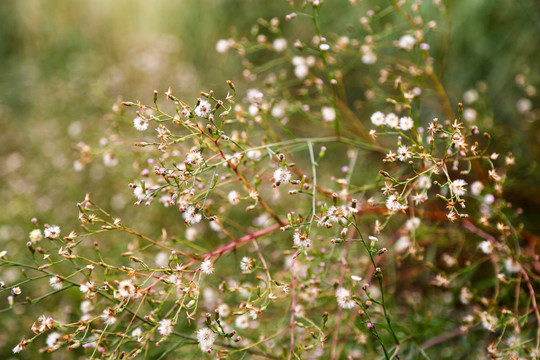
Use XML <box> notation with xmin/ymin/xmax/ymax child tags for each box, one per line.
<box><xmin>248</xmin><ymin>104</ymin><xmax>259</xmax><ymax>116</ymax></box>
<box><xmin>200</xmin><ymin>259</ymin><xmax>214</xmax><ymax>275</ymax></box>
<box><xmin>0</xmin><ymin>250</ymin><xmax>6</xmax><ymax>258</ymax></box>
<box><xmin>335</xmin><ymin>288</ymin><xmax>355</xmax><ymax>309</ymax></box>
<box><xmin>362</xmin><ymin>51</ymin><xmax>377</xmax><ymax>64</ymax></box>
<box><xmin>327</xmin><ymin>205</ymin><xmax>348</xmax><ymax>223</ymax></box>
<box><xmin>293</xmin><ymin>229</ymin><xmax>311</xmax><ymax>249</ymax></box>
<box><xmin>49</xmin><ymin>276</ymin><xmax>63</xmax><ymax>290</ymax></box>
<box><xmin>44</xmin><ymin>225</ymin><xmax>61</xmax><ymax>239</ymax></box>
<box><xmin>103</xmin><ymin>152</ymin><xmax>118</xmax><ymax>167</ymax></box>
<box><xmin>294</xmin><ymin>64</ymin><xmax>309</xmax><ymax>79</ymax></box>
<box><xmin>449</xmin><ymin>179</ymin><xmax>467</xmax><ymax>196</ymax></box>
<box><xmin>470</xmin><ymin>181</ymin><xmax>484</xmax><ymax>196</ymax></box>
<box><xmin>194</xmin><ymin>99</ymin><xmax>212</xmax><ymax>118</ymax></box>
<box><xmin>158</xmin><ymin>319</ymin><xmax>174</xmax><ymax>336</ymax></box>
<box><xmin>29</xmin><ymin>229</ymin><xmax>43</xmax><ymax>243</ymax></box>
<box><xmin>370</xmin><ymin>111</ymin><xmax>385</xmax><ymax>126</ymax></box>
<box><xmin>417</xmin><ymin>175</ymin><xmax>432</xmax><ymax>189</ymax></box>
<box><xmin>484</xmin><ymin>194</ymin><xmax>495</xmax><ymax>205</ymax></box>
<box><xmin>80</xmin><ymin>300</ymin><xmax>93</xmax><ymax>314</ymax></box>
<box><xmin>185</xmin><ymin>149</ymin><xmax>203</xmax><ymax>165</ymax></box>
<box><xmin>321</xmin><ymin>106</ymin><xmax>336</xmax><ymax>122</ymax></box>
<box><xmin>292</xmin><ymin>56</ymin><xmax>305</xmax><ymax>66</ymax></box>
<box><xmin>246</xmin><ymin>88</ymin><xmax>264</xmax><ymax>103</ymax></box>
<box><xmin>386</xmin><ymin>195</ymin><xmax>403</xmax><ymax>211</ymax></box>
<box><xmin>412</xmin><ymin>192</ymin><xmax>428</xmax><ymax>205</ymax></box>
<box><xmin>463</xmin><ymin>89</ymin><xmax>478</xmax><ymax>104</ymax></box>
<box><xmin>319</xmin><ymin>43</ymin><xmax>330</xmax><ymax>51</ymax></box>
<box><xmin>460</xmin><ymin>287</ymin><xmax>473</xmax><ymax>304</ymax></box>
<box><xmin>385</xmin><ymin>113</ymin><xmax>399</xmax><ymax>128</ymax></box>
<box><xmin>368</xmin><ymin>236</ymin><xmax>378</xmax><ymax>242</ymax></box>
<box><xmin>228</xmin><ymin>191</ymin><xmax>241</xmax><ymax>205</ymax></box>
<box><xmin>131</xmin><ymin>327</ymin><xmax>142</xmax><ymax>338</ymax></box>
<box><xmin>361</xmin><ymin>46</ymin><xmax>377</xmax><ymax>64</ymax></box>
<box><xmin>399</xmin><ymin>116</ymin><xmax>414</xmax><ymax>131</ymax></box>
<box><xmin>478</xmin><ymin>240</ymin><xmax>493</xmax><ymax>254</ymax></box>
<box><xmin>196</xmin><ymin>327</ymin><xmax>217</xmax><ymax>352</ymax></box>
<box><xmin>79</xmin><ymin>281</ymin><xmax>94</xmax><ymax>294</ymax></box>
<box><xmin>183</xmin><ymin>206</ymin><xmax>202</xmax><ymax>225</ymax></box>
<box><xmin>463</xmin><ymin>108</ymin><xmax>477</xmax><ymax>122</ymax></box>
<box><xmin>133</xmin><ymin>116</ymin><xmax>149</xmax><ymax>131</ymax></box>
<box><xmin>516</xmin><ymin>98</ymin><xmax>532</xmax><ymax>113</ymax></box>
<box><xmin>73</xmin><ymin>160</ymin><xmax>84</xmax><ymax>171</ymax></box>
<box><xmin>12</xmin><ymin>287</ymin><xmax>22</xmax><ymax>295</ymax></box>
<box><xmin>133</xmin><ymin>185</ymin><xmax>145</xmax><ymax>200</ymax></box>
<box><xmin>394</xmin><ymin>235</ymin><xmax>411</xmax><ymax>253</ymax></box>
<box><xmin>217</xmin><ymin>304</ymin><xmax>230</xmax><ymax>317</ymax></box>
<box><xmin>273</xmin><ymin>38</ymin><xmax>287</xmax><ymax>52</ymax></box>
<box><xmin>185</xmin><ymin>227</ymin><xmax>198</xmax><ymax>241</ymax></box>
<box><xmin>405</xmin><ymin>217</ymin><xmax>421</xmax><ymax>231</ymax></box>
<box><xmin>397</xmin><ymin>145</ymin><xmax>412</xmax><ymax>162</ymax></box>
<box><xmin>351</xmin><ymin>275</ymin><xmax>363</xmax><ymax>282</ymax></box>
<box><xmin>273</xmin><ymin>168</ymin><xmax>292</xmax><ymax>185</ymax></box>
<box><xmin>235</xmin><ymin>315</ymin><xmax>250</xmax><ymax>329</ymax></box>
<box><xmin>13</xmin><ymin>339</ymin><xmax>26</xmax><ymax>354</ymax></box>
<box><xmin>32</xmin><ymin>315</ymin><xmax>56</xmax><ymax>334</ymax></box>
<box><xmin>505</xmin><ymin>258</ymin><xmax>520</xmax><ymax>274</ymax></box>
<box><xmin>240</xmin><ymin>257</ymin><xmax>255</xmax><ymax>272</ymax></box>
<box><xmin>216</xmin><ymin>39</ymin><xmax>233</xmax><ymax>53</ymax></box>
<box><xmin>101</xmin><ymin>308</ymin><xmax>117</xmax><ymax>325</ymax></box>
<box><xmin>247</xmin><ymin>149</ymin><xmax>262</xmax><ymax>161</ymax></box>
<box><xmin>118</xmin><ymin>280</ymin><xmax>136</xmax><ymax>298</ymax></box>
<box><xmin>398</xmin><ymin>34</ymin><xmax>416</xmax><ymax>51</ymax></box>
<box><xmin>271</xmin><ymin>104</ymin><xmax>285</xmax><ymax>118</ymax></box>
<box><xmin>480</xmin><ymin>311</ymin><xmax>497</xmax><ymax>331</ymax></box>
<box><xmin>46</xmin><ymin>332</ymin><xmax>61</xmax><ymax>348</ymax></box>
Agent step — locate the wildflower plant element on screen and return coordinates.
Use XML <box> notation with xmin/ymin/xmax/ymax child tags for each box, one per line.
<box><xmin>2</xmin><ymin>1</ymin><xmax>539</xmax><ymax>359</ymax></box>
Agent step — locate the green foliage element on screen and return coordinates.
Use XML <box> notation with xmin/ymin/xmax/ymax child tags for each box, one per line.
<box><xmin>0</xmin><ymin>0</ymin><xmax>539</xmax><ymax>359</ymax></box>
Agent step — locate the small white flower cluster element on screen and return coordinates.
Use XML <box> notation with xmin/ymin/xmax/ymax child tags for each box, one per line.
<box><xmin>335</xmin><ymin>287</ymin><xmax>355</xmax><ymax>309</ymax></box>
<box><xmin>386</xmin><ymin>194</ymin><xmax>407</xmax><ymax>212</ymax></box>
<box><xmin>133</xmin><ymin>116</ymin><xmax>149</xmax><ymax>131</ymax></box>
<box><xmin>228</xmin><ymin>190</ymin><xmax>241</xmax><ymax>205</ymax></box>
<box><xmin>29</xmin><ymin>229</ymin><xmax>43</xmax><ymax>244</ymax></box>
<box><xmin>215</xmin><ymin>38</ymin><xmax>235</xmax><ymax>53</ymax></box>
<box><xmin>80</xmin><ymin>281</ymin><xmax>95</xmax><ymax>294</ymax></box>
<box><xmin>397</xmin><ymin>34</ymin><xmax>416</xmax><ymax>51</ymax></box>
<box><xmin>158</xmin><ymin>319</ymin><xmax>174</xmax><ymax>337</ymax></box>
<box><xmin>240</xmin><ymin>257</ymin><xmax>255</xmax><ymax>272</ymax></box>
<box><xmin>293</xmin><ymin>229</ymin><xmax>311</xmax><ymax>249</ymax></box>
<box><xmin>185</xmin><ymin>148</ymin><xmax>203</xmax><ymax>166</ymax></box>
<box><xmin>370</xmin><ymin>111</ymin><xmax>414</xmax><ymax>130</ymax></box>
<box><xmin>196</xmin><ymin>327</ymin><xmax>217</xmax><ymax>353</ymax></box>
<box><xmin>49</xmin><ymin>276</ymin><xmax>63</xmax><ymax>290</ymax></box>
<box><xmin>321</xmin><ymin>106</ymin><xmax>336</xmax><ymax>122</ymax></box>
<box><xmin>200</xmin><ymin>259</ymin><xmax>214</xmax><ymax>275</ymax></box>
<box><xmin>327</xmin><ymin>205</ymin><xmax>350</xmax><ymax>223</ymax></box>
<box><xmin>44</xmin><ymin>225</ymin><xmax>61</xmax><ymax>239</ymax></box>
<box><xmin>117</xmin><ymin>279</ymin><xmax>137</xmax><ymax>298</ymax></box>
<box><xmin>292</xmin><ymin>56</ymin><xmax>316</xmax><ymax>79</ymax></box>
<box><xmin>273</xmin><ymin>168</ymin><xmax>292</xmax><ymax>186</ymax></box>
<box><xmin>449</xmin><ymin>179</ymin><xmax>467</xmax><ymax>197</ymax></box>
<box><xmin>182</xmin><ymin>206</ymin><xmax>202</xmax><ymax>225</ymax></box>
<box><xmin>31</xmin><ymin>315</ymin><xmax>56</xmax><ymax>334</ymax></box>
<box><xmin>273</xmin><ymin>38</ymin><xmax>287</xmax><ymax>52</ymax></box>
<box><xmin>361</xmin><ymin>45</ymin><xmax>377</xmax><ymax>64</ymax></box>
<box><xmin>101</xmin><ymin>307</ymin><xmax>117</xmax><ymax>325</ymax></box>
<box><xmin>194</xmin><ymin>99</ymin><xmax>212</xmax><ymax>118</ymax></box>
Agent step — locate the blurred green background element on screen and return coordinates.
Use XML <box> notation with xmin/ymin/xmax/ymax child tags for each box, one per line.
<box><xmin>0</xmin><ymin>0</ymin><xmax>538</xmax><ymax>357</ymax></box>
